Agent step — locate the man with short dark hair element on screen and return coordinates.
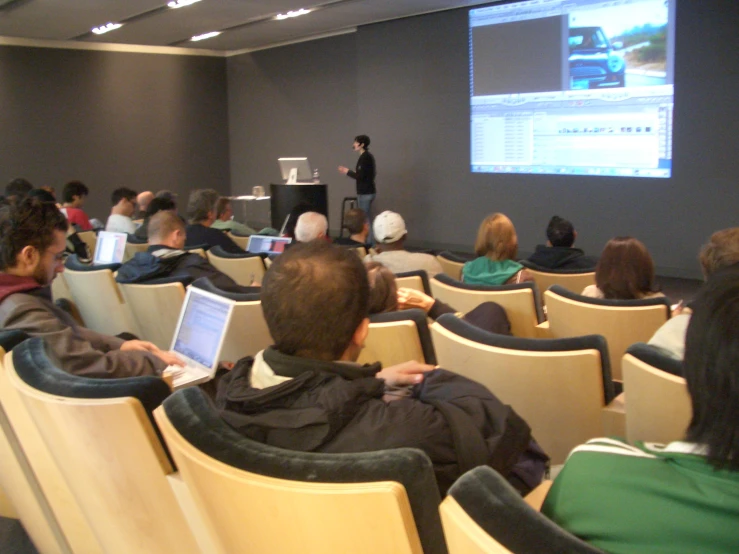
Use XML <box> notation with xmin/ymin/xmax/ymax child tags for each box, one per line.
<box><xmin>60</xmin><ymin>180</ymin><xmax>93</xmax><ymax>231</ymax></box>
<box><xmin>0</xmin><ymin>199</ymin><xmax>180</xmax><ymax>378</ymax></box>
<box><xmin>184</xmin><ymin>189</ymin><xmax>242</xmax><ymax>253</ymax></box>
<box><xmin>133</xmin><ymin>196</ymin><xmax>177</xmax><ymax>241</ymax></box>
<box><xmin>217</xmin><ymin>242</ymin><xmax>545</xmax><ymax>494</ymax></box>
<box><xmin>116</xmin><ymin>211</ymin><xmax>255</xmax><ymax>293</ymax></box>
<box><xmin>526</xmin><ymin>216</ymin><xmax>597</xmax><ymax>270</ymax></box>
<box><xmin>5</xmin><ymin>178</ymin><xmax>33</xmax><ymax>203</ymax></box>
<box><xmin>105</xmin><ymin>187</ymin><xmax>138</xmax><ymax>234</ymax></box>
<box><xmin>334</xmin><ymin>208</ymin><xmax>370</xmax><ymax>247</ymax></box>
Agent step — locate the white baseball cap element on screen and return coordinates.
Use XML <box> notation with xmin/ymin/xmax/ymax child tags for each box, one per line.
<box><xmin>373</xmin><ymin>211</ymin><xmax>407</xmax><ymax>244</ymax></box>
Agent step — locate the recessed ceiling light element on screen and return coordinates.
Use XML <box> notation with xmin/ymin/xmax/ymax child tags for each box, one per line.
<box><xmin>91</xmin><ymin>22</ymin><xmax>123</xmax><ymax>35</ymax></box>
<box><xmin>167</xmin><ymin>0</ymin><xmax>202</xmax><ymax>8</ymax></box>
<box><xmin>191</xmin><ymin>31</ymin><xmax>221</xmax><ymax>41</ymax></box>
<box><xmin>275</xmin><ymin>8</ymin><xmax>312</xmax><ymax>20</ymax></box>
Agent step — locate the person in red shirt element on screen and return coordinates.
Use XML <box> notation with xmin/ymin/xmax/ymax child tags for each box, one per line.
<box><xmin>60</xmin><ymin>180</ymin><xmax>92</xmax><ymax>231</ymax></box>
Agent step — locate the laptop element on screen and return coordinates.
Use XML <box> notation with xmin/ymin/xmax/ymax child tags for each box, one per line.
<box><xmin>93</xmin><ymin>231</ymin><xmax>127</xmax><ymax>265</ymax></box>
<box><xmin>246</xmin><ymin>234</ymin><xmax>292</xmax><ymax>254</ymax></box>
<box><xmin>163</xmin><ymin>286</ymin><xmax>235</xmax><ymax>389</ymax></box>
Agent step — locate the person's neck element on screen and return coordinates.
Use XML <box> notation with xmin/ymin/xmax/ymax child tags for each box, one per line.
<box><xmin>378</xmin><ymin>241</ymin><xmax>404</xmax><ymax>253</ymax></box>
<box><xmin>111</xmin><ymin>205</ymin><xmax>129</xmax><ymax>217</ymax></box>
<box><xmin>62</xmin><ymin>202</ymin><xmax>76</xmax><ymax>209</ymax></box>
<box><xmin>351</xmin><ymin>232</ymin><xmax>368</xmax><ymax>243</ymax></box>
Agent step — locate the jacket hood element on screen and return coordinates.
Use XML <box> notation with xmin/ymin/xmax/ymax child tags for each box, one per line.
<box><xmin>462</xmin><ymin>258</ymin><xmax>522</xmax><ymax>286</ymax></box>
<box><xmin>527</xmin><ymin>245</ymin><xmax>585</xmax><ymax>269</ymax></box>
<box><xmin>0</xmin><ymin>274</ymin><xmax>43</xmax><ymax>303</ymax></box>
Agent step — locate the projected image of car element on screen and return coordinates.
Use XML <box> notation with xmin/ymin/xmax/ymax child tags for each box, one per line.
<box><xmin>569</xmin><ymin>27</ymin><xmax>625</xmax><ymax>89</ymax></box>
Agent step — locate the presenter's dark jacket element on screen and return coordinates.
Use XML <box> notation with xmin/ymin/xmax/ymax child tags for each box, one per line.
<box><xmin>347</xmin><ymin>151</ymin><xmax>376</xmax><ymax>195</ymax></box>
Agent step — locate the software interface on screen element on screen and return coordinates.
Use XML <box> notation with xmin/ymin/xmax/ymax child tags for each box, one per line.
<box><xmin>173</xmin><ymin>292</ymin><xmax>230</xmax><ymax>369</ymax></box>
<box><xmin>93</xmin><ymin>232</ymin><xmax>126</xmax><ymax>265</ymax></box>
<box><xmin>470</xmin><ymin>0</ymin><xmax>675</xmax><ymax>178</ymax></box>
<box><xmin>247</xmin><ymin>235</ymin><xmax>292</xmax><ymax>254</ymax></box>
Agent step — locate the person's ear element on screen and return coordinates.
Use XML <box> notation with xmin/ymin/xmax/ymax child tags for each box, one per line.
<box><xmin>17</xmin><ymin>245</ymin><xmax>39</xmax><ymax>270</ymax></box>
<box><xmin>573</xmin><ymin>230</ymin><xmax>578</xmax><ymax>243</ymax></box>
<box><xmin>351</xmin><ymin>318</ymin><xmax>370</xmax><ymax>348</ymax></box>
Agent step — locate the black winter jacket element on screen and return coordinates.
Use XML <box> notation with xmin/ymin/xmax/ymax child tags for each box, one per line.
<box><xmin>526</xmin><ymin>245</ymin><xmax>598</xmax><ymax>270</ymax></box>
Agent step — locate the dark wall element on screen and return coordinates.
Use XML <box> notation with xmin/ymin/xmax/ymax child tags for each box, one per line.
<box><xmin>228</xmin><ymin>1</ymin><xmax>739</xmax><ymax>279</ymax></box>
<box><xmin>0</xmin><ymin>46</ymin><xmax>229</xmax><ymax>221</ymax></box>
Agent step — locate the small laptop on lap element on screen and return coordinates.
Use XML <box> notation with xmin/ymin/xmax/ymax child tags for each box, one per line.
<box><xmin>93</xmin><ymin>231</ymin><xmax>127</xmax><ymax>265</ymax></box>
<box><xmin>164</xmin><ymin>286</ymin><xmax>235</xmax><ymax>389</ymax></box>
<box><xmin>246</xmin><ymin>234</ymin><xmax>292</xmax><ymax>255</ymax></box>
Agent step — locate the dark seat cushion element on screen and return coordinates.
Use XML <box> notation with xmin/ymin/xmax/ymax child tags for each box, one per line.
<box><xmin>0</xmin><ymin>330</ymin><xmax>29</xmax><ymax>353</ymax></box>
<box><xmin>209</xmin><ymin>245</ymin><xmax>265</xmax><ymax>260</ymax></box>
<box><xmin>626</xmin><ymin>342</ymin><xmax>683</xmax><ymax>377</ymax></box>
<box><xmin>548</xmin><ymin>285</ymin><xmax>671</xmax><ymax>314</ymax></box>
<box><xmin>191</xmin><ymin>277</ymin><xmax>261</xmax><ymax>302</ymax></box>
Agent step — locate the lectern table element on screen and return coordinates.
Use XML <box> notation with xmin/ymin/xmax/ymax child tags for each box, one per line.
<box><xmin>269</xmin><ymin>183</ymin><xmax>328</xmax><ymax>230</ymax></box>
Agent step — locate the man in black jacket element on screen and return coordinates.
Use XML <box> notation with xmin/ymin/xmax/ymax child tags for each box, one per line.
<box><xmin>339</xmin><ymin>134</ymin><xmax>376</xmax><ymax>241</ymax></box>
<box><xmin>216</xmin><ymin>241</ymin><xmax>546</xmax><ymax>494</ymax></box>
<box><xmin>116</xmin><ymin>211</ymin><xmax>256</xmax><ymax>293</ymax></box>
<box><xmin>527</xmin><ymin>215</ymin><xmax>598</xmax><ymax>270</ymax></box>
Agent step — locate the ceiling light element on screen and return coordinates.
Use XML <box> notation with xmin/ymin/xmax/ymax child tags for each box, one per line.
<box><xmin>167</xmin><ymin>0</ymin><xmax>201</xmax><ymax>8</ymax></box>
<box><xmin>275</xmin><ymin>8</ymin><xmax>311</xmax><ymax>20</ymax></box>
<box><xmin>191</xmin><ymin>31</ymin><xmax>221</xmax><ymax>41</ymax></box>
<box><xmin>91</xmin><ymin>23</ymin><xmax>123</xmax><ymax>35</ymax></box>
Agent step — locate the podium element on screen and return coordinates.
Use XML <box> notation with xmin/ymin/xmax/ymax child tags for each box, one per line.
<box><xmin>270</xmin><ymin>183</ymin><xmax>328</xmax><ymax>230</ymax></box>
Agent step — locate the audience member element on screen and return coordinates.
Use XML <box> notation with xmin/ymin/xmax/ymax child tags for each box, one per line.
<box><xmin>334</xmin><ymin>208</ymin><xmax>370</xmax><ymax>247</ymax></box>
<box><xmin>5</xmin><ymin>178</ymin><xmax>33</xmax><ymax>203</ymax></box>
<box><xmin>133</xmin><ymin>197</ymin><xmax>177</xmax><ymax>241</ymax></box>
<box><xmin>366</xmin><ymin>261</ymin><xmax>511</xmax><ymax>335</ymax></box>
<box><xmin>155</xmin><ymin>189</ymin><xmax>178</xmax><ymax>204</ymax></box>
<box><xmin>282</xmin><ymin>202</ymin><xmax>314</xmax><ymax>239</ymax></box>
<box><xmin>364</xmin><ymin>211</ymin><xmax>443</xmax><ymax>276</ymax></box>
<box><xmin>60</xmin><ymin>180</ymin><xmax>93</xmax><ymax>231</ymax></box>
<box><xmin>135</xmin><ymin>191</ymin><xmax>154</xmax><ymax>219</ymax></box>
<box><xmin>649</xmin><ymin>227</ymin><xmax>739</xmax><ymax>359</ymax></box>
<box><xmin>526</xmin><ymin>215</ymin><xmax>598</xmax><ymax>270</ymax></box>
<box><xmin>211</xmin><ymin>197</ymin><xmax>259</xmax><ymax>236</ymax></box>
<box><xmin>105</xmin><ymin>187</ymin><xmax>138</xmax><ymax>234</ymax></box>
<box><xmin>582</xmin><ymin>236</ymin><xmax>662</xmax><ymax>299</ymax></box>
<box><xmin>0</xmin><ymin>199</ymin><xmax>180</xmax><ymax>377</ymax></box>
<box><xmin>116</xmin><ymin>211</ymin><xmax>255</xmax><ymax>292</ymax></box>
<box><xmin>462</xmin><ymin>213</ymin><xmax>532</xmax><ymax>285</ymax></box>
<box><xmin>27</xmin><ymin>188</ymin><xmax>57</xmax><ymax>204</ymax></box>
<box><xmin>216</xmin><ymin>242</ymin><xmax>546</xmax><ymax>495</ymax></box>
<box><xmin>542</xmin><ymin>266</ymin><xmax>739</xmax><ymax>554</ymax></box>
<box><xmin>184</xmin><ymin>189</ymin><xmax>242</xmax><ymax>253</ymax></box>
<box><xmin>294</xmin><ymin>211</ymin><xmax>329</xmax><ymax>242</ymax></box>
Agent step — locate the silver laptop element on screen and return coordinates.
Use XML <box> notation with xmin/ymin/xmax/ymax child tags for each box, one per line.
<box><xmin>246</xmin><ymin>234</ymin><xmax>292</xmax><ymax>254</ymax></box>
<box><xmin>93</xmin><ymin>231</ymin><xmax>127</xmax><ymax>265</ymax></box>
<box><xmin>164</xmin><ymin>286</ymin><xmax>235</xmax><ymax>389</ymax></box>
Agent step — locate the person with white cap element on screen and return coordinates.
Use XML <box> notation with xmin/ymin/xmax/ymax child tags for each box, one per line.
<box><xmin>364</xmin><ymin>211</ymin><xmax>443</xmax><ymax>276</ymax></box>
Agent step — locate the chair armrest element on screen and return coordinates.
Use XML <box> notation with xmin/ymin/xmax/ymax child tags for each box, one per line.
<box><xmin>523</xmin><ymin>480</ymin><xmax>553</xmax><ymax>511</ymax></box>
<box><xmin>602</xmin><ymin>392</ymin><xmax>626</xmax><ymax>438</ymax></box>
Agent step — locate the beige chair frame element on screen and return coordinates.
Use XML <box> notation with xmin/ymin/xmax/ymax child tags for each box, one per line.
<box><xmin>226</xmin><ymin>232</ymin><xmax>249</xmax><ymax>251</ymax></box>
<box><xmin>436</xmin><ymin>254</ymin><xmax>464</xmax><ymax>281</ymax></box>
<box><xmin>123</xmin><ymin>241</ymin><xmax>148</xmax><ymax>263</ymax></box>
<box><xmin>206</xmin><ymin>251</ymin><xmax>266</xmax><ymax>286</ymax></box>
<box><xmin>118</xmin><ymin>281</ymin><xmax>186</xmax><ymax>349</ymax></box>
<box><xmin>525</xmin><ymin>268</ymin><xmax>595</xmax><ymax>305</ymax></box>
<box><xmin>357</xmin><ymin>320</ymin><xmax>426</xmax><ymax>367</ymax></box>
<box><xmin>220</xmin><ymin>299</ymin><xmax>273</xmax><ymax>362</ymax></box>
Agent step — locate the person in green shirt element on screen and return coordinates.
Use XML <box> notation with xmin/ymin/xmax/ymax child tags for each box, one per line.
<box><xmin>542</xmin><ymin>266</ymin><xmax>739</xmax><ymax>554</ymax></box>
<box><xmin>211</xmin><ymin>197</ymin><xmax>277</xmax><ymax>236</ymax></box>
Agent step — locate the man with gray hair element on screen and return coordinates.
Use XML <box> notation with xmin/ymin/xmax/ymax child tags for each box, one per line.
<box><xmin>184</xmin><ymin>189</ymin><xmax>242</xmax><ymax>253</ymax></box>
<box><xmin>294</xmin><ymin>211</ymin><xmax>328</xmax><ymax>243</ymax></box>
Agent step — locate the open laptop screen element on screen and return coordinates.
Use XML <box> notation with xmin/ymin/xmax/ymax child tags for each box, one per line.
<box><xmin>172</xmin><ymin>290</ymin><xmax>232</xmax><ymax>370</ymax></box>
<box><xmin>246</xmin><ymin>235</ymin><xmax>292</xmax><ymax>254</ymax></box>
<box><xmin>93</xmin><ymin>231</ymin><xmax>127</xmax><ymax>265</ymax></box>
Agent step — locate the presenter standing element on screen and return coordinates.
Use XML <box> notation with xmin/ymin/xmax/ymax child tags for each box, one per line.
<box><xmin>338</xmin><ymin>134</ymin><xmax>376</xmax><ymax>224</ymax></box>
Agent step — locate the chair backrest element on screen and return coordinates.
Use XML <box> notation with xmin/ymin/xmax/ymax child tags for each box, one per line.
<box><xmin>431</xmin><ymin>314</ymin><xmax>613</xmax><ymax>464</ymax></box>
<box><xmin>123</xmin><ymin>240</ymin><xmax>148</xmax><ymax>263</ymax></box>
<box><xmin>75</xmin><ymin>230</ymin><xmax>97</xmax><ymax>257</ymax></box>
<box><xmin>8</xmin><ymin>338</ymin><xmax>200</xmax><ymax>554</ymax></box>
<box><xmin>358</xmin><ymin>309</ymin><xmax>437</xmax><ymax>367</ymax></box>
<box><xmin>544</xmin><ymin>285</ymin><xmax>671</xmax><ymax>380</ymax></box>
<box><xmin>191</xmin><ymin>278</ymin><xmax>272</xmax><ymax>361</ymax></box>
<box><xmin>63</xmin><ymin>259</ymin><xmax>140</xmax><ymax>337</ymax></box>
<box><xmin>154</xmin><ymin>387</ymin><xmax>445</xmax><ymax>554</ymax></box>
<box><xmin>226</xmin><ymin>232</ymin><xmax>250</xmax><ymax>251</ymax></box>
<box><xmin>436</xmin><ymin>251</ymin><xmax>467</xmax><ymax>281</ymax></box>
<box><xmin>118</xmin><ymin>281</ymin><xmax>186</xmax><ymax>349</ymax></box>
<box><xmin>519</xmin><ymin>265</ymin><xmax>596</xmax><ymax>305</ymax></box>
<box><xmin>622</xmin><ymin>344</ymin><xmax>691</xmax><ymax>444</ymax></box>
<box><xmin>430</xmin><ymin>274</ymin><xmax>542</xmax><ymax>338</ymax></box>
<box><xmin>395</xmin><ymin>269</ymin><xmax>432</xmax><ymax>295</ymax></box>
<box><xmin>206</xmin><ymin>248</ymin><xmax>266</xmax><ymax>286</ymax></box>
<box><xmin>441</xmin><ymin>466</ymin><xmax>603</xmax><ymax>554</ymax></box>
<box><xmin>51</xmin><ymin>272</ymin><xmax>74</xmax><ymax>303</ymax></box>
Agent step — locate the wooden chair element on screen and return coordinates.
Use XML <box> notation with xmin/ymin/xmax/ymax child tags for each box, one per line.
<box><xmin>51</xmin><ymin>272</ymin><xmax>74</xmax><ymax>303</ymax></box>
<box><xmin>353</xmin><ymin>246</ymin><xmax>368</xmax><ymax>257</ymax></box>
<box><xmin>622</xmin><ymin>343</ymin><xmax>691</xmax><ymax>444</ymax></box>
<box><xmin>63</xmin><ymin>255</ymin><xmax>140</xmax><ymax>336</ymax></box>
<box><xmin>75</xmin><ymin>230</ymin><xmax>97</xmax><ymax>257</ymax></box>
<box><xmin>431</xmin><ymin>314</ymin><xmax>615</xmax><ymax>464</ymax></box>
<box><xmin>518</xmin><ymin>263</ymin><xmax>595</xmax><ymax>305</ymax></box>
<box><xmin>436</xmin><ymin>251</ymin><xmax>468</xmax><ymax>281</ymax></box>
<box><xmin>430</xmin><ymin>274</ymin><xmax>543</xmax><ymax>338</ymax></box>
<box><xmin>206</xmin><ymin>245</ymin><xmax>266</xmax><ymax>286</ymax></box>
<box><xmin>154</xmin><ymin>386</ymin><xmax>446</xmax><ymax>554</ymax></box>
<box><xmin>358</xmin><ymin>309</ymin><xmax>437</xmax><ymax>367</ymax></box>
<box><xmin>440</xmin><ymin>466</ymin><xmax>603</xmax><ymax>554</ymax></box>
<box><xmin>191</xmin><ymin>278</ymin><xmax>272</xmax><ymax>361</ymax></box>
<box><xmin>8</xmin><ymin>338</ymin><xmax>201</xmax><ymax>554</ymax></box>
<box><xmin>543</xmin><ymin>285</ymin><xmax>671</xmax><ymax>380</ymax></box>
<box><xmin>118</xmin><ymin>280</ymin><xmax>186</xmax><ymax>349</ymax></box>
<box><xmin>226</xmin><ymin>232</ymin><xmax>249</xmax><ymax>251</ymax></box>
<box><xmin>124</xmin><ymin>240</ymin><xmax>148</xmax><ymax>263</ymax></box>
<box><xmin>395</xmin><ymin>270</ymin><xmax>432</xmax><ymax>295</ymax></box>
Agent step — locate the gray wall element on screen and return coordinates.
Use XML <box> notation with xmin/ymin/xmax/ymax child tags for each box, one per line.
<box><xmin>228</xmin><ymin>1</ymin><xmax>739</xmax><ymax>279</ymax></box>
<box><xmin>0</xmin><ymin>46</ymin><xmax>230</xmax><ymax>220</ymax></box>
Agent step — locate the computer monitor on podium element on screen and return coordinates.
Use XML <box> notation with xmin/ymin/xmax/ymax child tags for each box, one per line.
<box><xmin>278</xmin><ymin>157</ymin><xmax>313</xmax><ymax>184</ymax></box>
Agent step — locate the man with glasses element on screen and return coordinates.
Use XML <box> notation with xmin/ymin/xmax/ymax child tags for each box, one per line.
<box><xmin>0</xmin><ymin>198</ymin><xmax>181</xmax><ymax>378</ymax></box>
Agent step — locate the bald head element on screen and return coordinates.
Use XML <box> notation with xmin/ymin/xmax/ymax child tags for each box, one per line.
<box><xmin>136</xmin><ymin>191</ymin><xmax>154</xmax><ymax>213</ymax></box>
<box><xmin>148</xmin><ymin>211</ymin><xmax>186</xmax><ymax>249</ymax></box>
<box><xmin>295</xmin><ymin>212</ymin><xmax>328</xmax><ymax>242</ymax></box>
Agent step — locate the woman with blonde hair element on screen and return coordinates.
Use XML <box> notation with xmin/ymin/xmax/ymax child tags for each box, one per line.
<box><xmin>462</xmin><ymin>213</ymin><xmax>531</xmax><ymax>285</ymax></box>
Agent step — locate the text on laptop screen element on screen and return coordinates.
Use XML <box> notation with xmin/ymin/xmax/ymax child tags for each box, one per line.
<box><xmin>247</xmin><ymin>235</ymin><xmax>292</xmax><ymax>254</ymax></box>
<box><xmin>173</xmin><ymin>292</ymin><xmax>231</xmax><ymax>368</ymax></box>
<box><xmin>94</xmin><ymin>232</ymin><xmax>127</xmax><ymax>265</ymax></box>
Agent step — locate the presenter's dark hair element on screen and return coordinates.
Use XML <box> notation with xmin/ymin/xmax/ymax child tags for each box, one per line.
<box><xmin>684</xmin><ymin>266</ymin><xmax>739</xmax><ymax>470</ymax></box>
<box><xmin>595</xmin><ymin>237</ymin><xmax>657</xmax><ymax>300</ymax></box>
<box><xmin>355</xmin><ymin>135</ymin><xmax>370</xmax><ymax>149</ymax></box>
<box><xmin>111</xmin><ymin>187</ymin><xmax>137</xmax><ymax>206</ymax></box>
<box><xmin>62</xmin><ymin>181</ymin><xmax>89</xmax><ymax>203</ymax></box>
<box><xmin>0</xmin><ymin>198</ymin><xmax>68</xmax><ymax>271</ymax></box>
<box><xmin>5</xmin><ymin>178</ymin><xmax>33</xmax><ymax>201</ymax></box>
<box><xmin>546</xmin><ymin>216</ymin><xmax>575</xmax><ymax>248</ymax></box>
<box><xmin>262</xmin><ymin>241</ymin><xmax>369</xmax><ymax>360</ymax></box>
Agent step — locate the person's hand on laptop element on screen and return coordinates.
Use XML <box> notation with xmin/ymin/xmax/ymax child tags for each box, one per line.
<box><xmin>121</xmin><ymin>340</ymin><xmax>185</xmax><ymax>367</ymax></box>
<box><xmin>376</xmin><ymin>361</ymin><xmax>435</xmax><ymax>387</ymax></box>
